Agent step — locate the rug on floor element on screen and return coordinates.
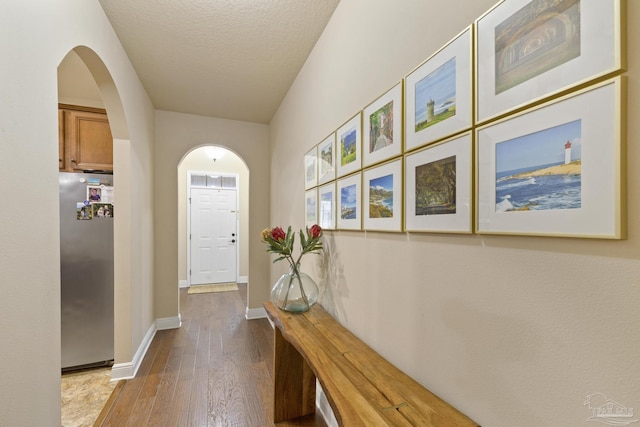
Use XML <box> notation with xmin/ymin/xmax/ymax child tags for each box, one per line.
<box><xmin>187</xmin><ymin>283</ymin><xmax>238</xmax><ymax>294</ymax></box>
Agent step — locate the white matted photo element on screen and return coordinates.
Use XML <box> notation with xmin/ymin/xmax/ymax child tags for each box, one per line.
<box><xmin>304</xmin><ymin>146</ymin><xmax>318</xmax><ymax>189</ymax></box>
<box><xmin>336</xmin><ymin>173</ymin><xmax>362</xmax><ymax>230</ymax></box>
<box><xmin>405</xmin><ymin>132</ymin><xmax>472</xmax><ymax>233</ymax></box>
<box><xmin>318</xmin><ymin>182</ymin><xmax>336</xmax><ymax>230</ymax></box>
<box><xmin>362</xmin><ymin>83</ymin><xmax>403</xmax><ymax>167</ymax></box>
<box><xmin>363</xmin><ymin>158</ymin><xmax>403</xmax><ymax>232</ymax></box>
<box><xmin>304</xmin><ymin>189</ymin><xmax>317</xmax><ymax>227</ymax></box>
<box><xmin>318</xmin><ymin>134</ymin><xmax>336</xmax><ymax>185</ymax></box>
<box><xmin>336</xmin><ymin>113</ymin><xmax>362</xmax><ymax>178</ymax></box>
<box><xmin>476</xmin><ymin>77</ymin><xmax>624</xmax><ymax>239</ymax></box>
<box><xmin>405</xmin><ymin>26</ymin><xmax>473</xmax><ymax>151</ymax></box>
<box><xmin>476</xmin><ymin>0</ymin><xmax>624</xmax><ymax>123</ymax></box>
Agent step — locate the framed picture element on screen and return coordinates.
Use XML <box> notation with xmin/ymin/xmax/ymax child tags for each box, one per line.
<box><xmin>336</xmin><ymin>113</ymin><xmax>362</xmax><ymax>178</ymax></box>
<box><xmin>405</xmin><ymin>26</ymin><xmax>473</xmax><ymax>151</ymax></box>
<box><xmin>363</xmin><ymin>158</ymin><xmax>403</xmax><ymax>232</ymax></box>
<box><xmin>337</xmin><ymin>173</ymin><xmax>362</xmax><ymax>230</ymax></box>
<box><xmin>476</xmin><ymin>0</ymin><xmax>624</xmax><ymax>123</ymax></box>
<box><xmin>362</xmin><ymin>83</ymin><xmax>403</xmax><ymax>167</ymax></box>
<box><xmin>405</xmin><ymin>132</ymin><xmax>472</xmax><ymax>233</ymax></box>
<box><xmin>476</xmin><ymin>77</ymin><xmax>624</xmax><ymax>239</ymax></box>
<box><xmin>304</xmin><ymin>146</ymin><xmax>318</xmax><ymax>189</ymax></box>
<box><xmin>304</xmin><ymin>189</ymin><xmax>317</xmax><ymax>227</ymax></box>
<box><xmin>87</xmin><ymin>185</ymin><xmax>102</xmax><ymax>203</ymax></box>
<box><xmin>318</xmin><ymin>182</ymin><xmax>336</xmax><ymax>230</ymax></box>
<box><xmin>318</xmin><ymin>134</ymin><xmax>336</xmax><ymax>184</ymax></box>
<box><xmin>91</xmin><ymin>203</ymin><xmax>114</xmax><ymax>219</ymax></box>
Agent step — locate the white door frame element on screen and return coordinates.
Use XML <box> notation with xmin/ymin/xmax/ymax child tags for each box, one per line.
<box><xmin>186</xmin><ymin>170</ymin><xmax>240</xmax><ymax>286</ymax></box>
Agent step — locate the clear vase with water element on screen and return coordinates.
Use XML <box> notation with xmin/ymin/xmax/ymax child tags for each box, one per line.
<box><xmin>271</xmin><ymin>264</ymin><xmax>319</xmax><ymax>313</ymax></box>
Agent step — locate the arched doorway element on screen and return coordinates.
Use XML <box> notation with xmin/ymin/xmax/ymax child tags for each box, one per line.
<box><xmin>57</xmin><ymin>46</ymin><xmax>132</xmax><ymax>376</ymax></box>
<box><xmin>177</xmin><ymin>146</ymin><xmax>250</xmax><ymax>296</ymax></box>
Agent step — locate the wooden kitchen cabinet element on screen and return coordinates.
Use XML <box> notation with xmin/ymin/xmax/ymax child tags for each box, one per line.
<box><xmin>59</xmin><ymin>104</ymin><xmax>113</xmax><ymax>172</ymax></box>
<box><xmin>58</xmin><ymin>109</ymin><xmax>65</xmax><ymax>170</ymax></box>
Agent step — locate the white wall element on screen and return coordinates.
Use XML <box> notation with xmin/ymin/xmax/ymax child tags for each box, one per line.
<box><xmin>270</xmin><ymin>1</ymin><xmax>640</xmax><ymax>425</ymax></box>
<box><xmin>0</xmin><ymin>1</ymin><xmax>155</xmax><ymax>425</ymax></box>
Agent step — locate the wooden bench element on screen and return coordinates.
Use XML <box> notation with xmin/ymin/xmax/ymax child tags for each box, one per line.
<box><xmin>265</xmin><ymin>302</ymin><xmax>479</xmax><ymax>426</ymax></box>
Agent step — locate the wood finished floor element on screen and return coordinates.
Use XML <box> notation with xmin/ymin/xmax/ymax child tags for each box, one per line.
<box><xmin>97</xmin><ymin>284</ymin><xmax>326</xmax><ymax>427</ymax></box>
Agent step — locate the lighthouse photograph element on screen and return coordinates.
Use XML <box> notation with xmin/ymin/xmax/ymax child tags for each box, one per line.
<box><xmin>414</xmin><ymin>57</ymin><xmax>457</xmax><ymax>132</ymax></box>
<box><xmin>495</xmin><ymin>119</ymin><xmax>581</xmax><ymax>212</ymax></box>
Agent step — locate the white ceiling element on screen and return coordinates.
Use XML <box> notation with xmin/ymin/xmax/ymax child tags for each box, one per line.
<box><xmin>97</xmin><ymin>0</ymin><xmax>340</xmax><ymax>124</ymax></box>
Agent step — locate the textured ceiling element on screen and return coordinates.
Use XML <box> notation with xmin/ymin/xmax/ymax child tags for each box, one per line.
<box><xmin>98</xmin><ymin>0</ymin><xmax>339</xmax><ymax>124</ymax></box>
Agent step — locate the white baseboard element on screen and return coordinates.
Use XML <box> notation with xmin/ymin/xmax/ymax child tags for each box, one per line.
<box><xmin>245</xmin><ymin>306</ymin><xmax>267</xmax><ymax>320</ymax></box>
<box><xmin>111</xmin><ymin>322</ymin><xmax>156</xmax><ymax>381</ymax></box>
<box><xmin>110</xmin><ymin>314</ymin><xmax>181</xmax><ymax>381</ymax></box>
<box><xmin>111</xmin><ymin>361</ymin><xmax>135</xmax><ymax>381</ymax></box>
<box><xmin>156</xmin><ymin>314</ymin><xmax>182</xmax><ymax>330</ymax></box>
<box><xmin>237</xmin><ymin>276</ymin><xmax>248</xmax><ymax>284</ymax></box>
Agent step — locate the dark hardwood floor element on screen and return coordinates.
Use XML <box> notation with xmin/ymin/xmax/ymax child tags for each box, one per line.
<box><xmin>96</xmin><ymin>284</ymin><xmax>326</xmax><ymax>427</ymax></box>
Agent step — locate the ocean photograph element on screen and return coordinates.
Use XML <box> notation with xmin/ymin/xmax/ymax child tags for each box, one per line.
<box><xmin>320</xmin><ymin>190</ymin><xmax>333</xmax><ymax>227</ymax></box>
<box><xmin>495</xmin><ymin>119</ymin><xmax>581</xmax><ymax>212</ymax></box>
<box><xmin>341</xmin><ymin>184</ymin><xmax>357</xmax><ymax>219</ymax></box>
<box><xmin>415</xmin><ymin>57</ymin><xmax>456</xmax><ymax>132</ymax></box>
<box><xmin>369</xmin><ymin>174</ymin><xmax>393</xmax><ymax>218</ymax></box>
<box><xmin>341</xmin><ymin>127</ymin><xmax>357</xmax><ymax>166</ymax></box>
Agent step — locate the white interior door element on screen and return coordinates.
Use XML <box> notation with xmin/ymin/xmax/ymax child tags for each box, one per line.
<box><xmin>190</xmin><ymin>188</ymin><xmax>237</xmax><ymax>285</ymax></box>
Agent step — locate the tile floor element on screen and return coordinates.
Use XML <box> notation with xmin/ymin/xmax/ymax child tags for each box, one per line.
<box><xmin>61</xmin><ymin>367</ymin><xmax>117</xmax><ymax>427</ymax></box>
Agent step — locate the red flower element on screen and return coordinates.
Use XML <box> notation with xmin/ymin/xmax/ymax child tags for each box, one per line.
<box><xmin>270</xmin><ymin>226</ymin><xmax>286</xmax><ymax>242</ymax></box>
<box><xmin>309</xmin><ymin>224</ymin><xmax>322</xmax><ymax>239</ymax></box>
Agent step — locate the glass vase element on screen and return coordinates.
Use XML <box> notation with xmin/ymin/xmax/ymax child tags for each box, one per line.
<box><xmin>271</xmin><ymin>265</ymin><xmax>319</xmax><ymax>313</ymax></box>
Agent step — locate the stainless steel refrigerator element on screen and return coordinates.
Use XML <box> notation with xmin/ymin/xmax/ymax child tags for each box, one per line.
<box><xmin>59</xmin><ymin>172</ymin><xmax>114</xmax><ymax>370</ymax></box>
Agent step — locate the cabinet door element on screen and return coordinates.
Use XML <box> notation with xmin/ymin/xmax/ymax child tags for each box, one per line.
<box><xmin>58</xmin><ymin>109</ymin><xmax>65</xmax><ymax>170</ymax></box>
<box><xmin>65</xmin><ymin>109</ymin><xmax>113</xmax><ymax>171</ymax></box>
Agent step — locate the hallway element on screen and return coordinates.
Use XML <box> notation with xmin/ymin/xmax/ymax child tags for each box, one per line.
<box><xmin>96</xmin><ymin>285</ymin><xmax>326</xmax><ymax>426</ymax></box>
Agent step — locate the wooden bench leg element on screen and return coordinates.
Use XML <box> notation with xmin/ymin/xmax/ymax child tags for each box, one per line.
<box><xmin>273</xmin><ymin>326</ymin><xmax>316</xmax><ymax>422</ymax></box>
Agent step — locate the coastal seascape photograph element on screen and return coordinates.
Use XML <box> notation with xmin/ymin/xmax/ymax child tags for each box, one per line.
<box><xmin>495</xmin><ymin>119</ymin><xmax>582</xmax><ymax>212</ymax></box>
<box><xmin>364</xmin><ymin>159</ymin><xmax>402</xmax><ymax>231</ymax></box>
<box><xmin>369</xmin><ymin>173</ymin><xmax>393</xmax><ymax>218</ymax></box>
<box><xmin>318</xmin><ymin>184</ymin><xmax>335</xmax><ymax>230</ymax></box>
<box><xmin>477</xmin><ymin>77</ymin><xmax>622</xmax><ymax>238</ymax></box>
<box><xmin>337</xmin><ymin>173</ymin><xmax>361</xmax><ymax>230</ymax></box>
<box><xmin>341</xmin><ymin>184</ymin><xmax>357</xmax><ymax>220</ymax></box>
<box><xmin>414</xmin><ymin>58</ymin><xmax>456</xmax><ymax>132</ymax></box>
